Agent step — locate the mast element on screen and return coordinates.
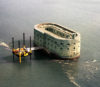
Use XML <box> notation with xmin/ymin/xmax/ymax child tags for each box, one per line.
<box><xmin>30</xmin><ymin>36</ymin><xmax>32</xmax><ymax>60</ymax></box>
<box><xmin>18</xmin><ymin>40</ymin><xmax>21</xmax><ymax>64</ymax></box>
<box><xmin>23</xmin><ymin>33</ymin><xmax>25</xmax><ymax>48</ymax></box>
<box><xmin>18</xmin><ymin>40</ymin><xmax>20</xmax><ymax>51</ymax></box>
<box><xmin>12</xmin><ymin>37</ymin><xmax>14</xmax><ymax>61</ymax></box>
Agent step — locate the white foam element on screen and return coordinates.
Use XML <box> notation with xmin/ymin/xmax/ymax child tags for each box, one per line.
<box><xmin>85</xmin><ymin>59</ymin><xmax>97</xmax><ymax>63</ymax></box>
<box><xmin>0</xmin><ymin>40</ymin><xmax>43</xmax><ymax>51</ymax></box>
<box><xmin>92</xmin><ymin>59</ymin><xmax>97</xmax><ymax>62</ymax></box>
<box><xmin>0</xmin><ymin>41</ymin><xmax>10</xmax><ymax>50</ymax></box>
<box><xmin>26</xmin><ymin>47</ymin><xmax>43</xmax><ymax>51</ymax></box>
<box><xmin>65</xmin><ymin>71</ymin><xmax>80</xmax><ymax>87</ymax></box>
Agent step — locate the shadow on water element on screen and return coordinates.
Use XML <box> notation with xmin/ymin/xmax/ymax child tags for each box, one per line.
<box><xmin>3</xmin><ymin>55</ymin><xmax>31</xmax><ymax>64</ymax></box>
<box><xmin>34</xmin><ymin>49</ymin><xmax>53</xmax><ymax>60</ymax></box>
<box><xmin>33</xmin><ymin>49</ymin><xmax>79</xmax><ymax>61</ymax></box>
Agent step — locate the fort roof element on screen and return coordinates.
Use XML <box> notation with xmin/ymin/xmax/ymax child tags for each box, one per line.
<box><xmin>34</xmin><ymin>23</ymin><xmax>78</xmax><ymax>39</ymax></box>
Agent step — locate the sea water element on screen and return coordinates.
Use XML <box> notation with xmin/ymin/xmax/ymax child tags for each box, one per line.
<box><xmin>0</xmin><ymin>0</ymin><xmax>100</xmax><ymax>87</ymax></box>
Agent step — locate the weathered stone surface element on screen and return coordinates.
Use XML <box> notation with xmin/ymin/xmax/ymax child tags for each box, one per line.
<box><xmin>34</xmin><ymin>23</ymin><xmax>80</xmax><ymax>59</ymax></box>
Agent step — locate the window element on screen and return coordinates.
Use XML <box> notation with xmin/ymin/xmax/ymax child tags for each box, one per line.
<box><xmin>61</xmin><ymin>42</ymin><xmax>63</xmax><ymax>45</ymax></box>
<box><xmin>55</xmin><ymin>41</ymin><xmax>57</xmax><ymax>44</ymax></box>
<box><xmin>53</xmin><ymin>30</ymin><xmax>55</xmax><ymax>33</ymax></box>
<box><xmin>60</xmin><ymin>47</ymin><xmax>63</xmax><ymax>50</ymax></box>
<box><xmin>66</xmin><ymin>35</ymin><xmax>69</xmax><ymax>38</ymax></box>
<box><xmin>48</xmin><ymin>38</ymin><xmax>50</xmax><ymax>41</ymax></box>
<box><xmin>67</xmin><ymin>43</ymin><xmax>70</xmax><ymax>45</ymax></box>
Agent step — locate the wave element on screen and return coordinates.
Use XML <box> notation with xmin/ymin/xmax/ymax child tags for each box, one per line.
<box><xmin>65</xmin><ymin>71</ymin><xmax>80</xmax><ymax>87</ymax></box>
<box><xmin>85</xmin><ymin>59</ymin><xmax>97</xmax><ymax>63</ymax></box>
<box><xmin>92</xmin><ymin>59</ymin><xmax>97</xmax><ymax>62</ymax></box>
<box><xmin>0</xmin><ymin>41</ymin><xmax>11</xmax><ymax>50</ymax></box>
<box><xmin>53</xmin><ymin>60</ymin><xmax>80</xmax><ymax>87</ymax></box>
<box><xmin>54</xmin><ymin>58</ymin><xmax>98</xmax><ymax>87</ymax></box>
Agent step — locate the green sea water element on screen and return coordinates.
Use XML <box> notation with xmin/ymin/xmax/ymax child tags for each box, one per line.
<box><xmin>0</xmin><ymin>0</ymin><xmax>100</xmax><ymax>87</ymax></box>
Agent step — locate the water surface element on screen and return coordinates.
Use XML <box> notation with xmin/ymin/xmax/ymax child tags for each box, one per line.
<box><xmin>0</xmin><ymin>0</ymin><xmax>100</xmax><ymax>87</ymax></box>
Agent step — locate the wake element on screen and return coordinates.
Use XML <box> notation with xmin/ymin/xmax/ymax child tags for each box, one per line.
<box><xmin>0</xmin><ymin>41</ymin><xmax>43</xmax><ymax>51</ymax></box>
<box><xmin>0</xmin><ymin>41</ymin><xmax>10</xmax><ymax>50</ymax></box>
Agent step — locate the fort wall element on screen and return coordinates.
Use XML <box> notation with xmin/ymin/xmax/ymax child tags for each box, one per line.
<box><xmin>34</xmin><ymin>23</ymin><xmax>80</xmax><ymax>59</ymax></box>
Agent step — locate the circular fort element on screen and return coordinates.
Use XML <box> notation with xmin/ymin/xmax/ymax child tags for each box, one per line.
<box><xmin>34</xmin><ymin>23</ymin><xmax>80</xmax><ymax>59</ymax></box>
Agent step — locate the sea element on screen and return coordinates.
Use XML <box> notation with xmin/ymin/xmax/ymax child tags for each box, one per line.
<box><xmin>0</xmin><ymin>0</ymin><xmax>100</xmax><ymax>87</ymax></box>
